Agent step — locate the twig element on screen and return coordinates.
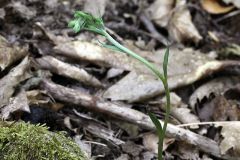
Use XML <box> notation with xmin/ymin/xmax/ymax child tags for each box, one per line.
<box><xmin>215</xmin><ymin>10</ymin><xmax>240</xmax><ymax>23</ymax></box>
<box><xmin>36</xmin><ymin>56</ymin><xmax>102</xmax><ymax>87</ymax></box>
<box><xmin>41</xmin><ymin>79</ymin><xmax>234</xmax><ymax>159</ymax></box>
<box><xmin>139</xmin><ymin>13</ymin><xmax>169</xmax><ymax>46</ymax></box>
<box><xmin>178</xmin><ymin>121</ymin><xmax>240</xmax><ymax>127</ymax></box>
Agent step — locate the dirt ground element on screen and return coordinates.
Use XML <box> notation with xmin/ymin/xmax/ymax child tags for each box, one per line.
<box><xmin>0</xmin><ymin>0</ymin><xmax>240</xmax><ymax>159</ymax></box>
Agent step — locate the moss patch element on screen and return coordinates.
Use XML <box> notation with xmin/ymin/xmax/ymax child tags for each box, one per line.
<box><xmin>0</xmin><ymin>121</ymin><xmax>88</xmax><ymax>160</ymax></box>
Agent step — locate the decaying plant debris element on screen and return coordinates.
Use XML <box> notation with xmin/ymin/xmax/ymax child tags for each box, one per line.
<box><xmin>0</xmin><ymin>0</ymin><xmax>240</xmax><ymax>159</ymax></box>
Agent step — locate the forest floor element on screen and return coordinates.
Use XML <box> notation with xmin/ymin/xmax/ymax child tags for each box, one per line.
<box><xmin>0</xmin><ymin>0</ymin><xmax>240</xmax><ymax>159</ymax></box>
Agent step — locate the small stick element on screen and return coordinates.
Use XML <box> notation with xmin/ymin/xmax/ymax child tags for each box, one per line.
<box><xmin>178</xmin><ymin>121</ymin><xmax>240</xmax><ymax>127</ymax></box>
<box><xmin>41</xmin><ymin>80</ymin><xmax>233</xmax><ymax>159</ymax></box>
<box><xmin>36</xmin><ymin>56</ymin><xmax>102</xmax><ymax>87</ymax></box>
<box><xmin>139</xmin><ymin>13</ymin><xmax>169</xmax><ymax>46</ymax></box>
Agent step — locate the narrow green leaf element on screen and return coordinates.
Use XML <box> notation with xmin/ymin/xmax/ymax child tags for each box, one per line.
<box><xmin>148</xmin><ymin>112</ymin><xmax>163</xmax><ymax>137</ymax></box>
<box><xmin>98</xmin><ymin>40</ymin><xmax>124</xmax><ymax>53</ymax></box>
<box><xmin>163</xmin><ymin>47</ymin><xmax>169</xmax><ymax>79</ymax></box>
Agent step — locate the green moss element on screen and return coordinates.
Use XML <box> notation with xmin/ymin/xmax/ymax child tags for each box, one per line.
<box><xmin>0</xmin><ymin>121</ymin><xmax>88</xmax><ymax>160</ymax></box>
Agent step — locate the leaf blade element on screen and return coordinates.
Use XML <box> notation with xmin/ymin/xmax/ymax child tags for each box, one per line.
<box><xmin>148</xmin><ymin>112</ymin><xmax>163</xmax><ymax>137</ymax></box>
<box><xmin>163</xmin><ymin>47</ymin><xmax>169</xmax><ymax>79</ymax></box>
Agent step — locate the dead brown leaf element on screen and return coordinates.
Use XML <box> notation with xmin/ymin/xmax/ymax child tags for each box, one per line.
<box><xmin>189</xmin><ymin>76</ymin><xmax>240</xmax><ymax>109</ymax></box>
<box><xmin>220</xmin><ymin>123</ymin><xmax>240</xmax><ymax>157</ymax></box>
<box><xmin>26</xmin><ymin>90</ymin><xmax>51</xmax><ymax>105</ymax></box>
<box><xmin>103</xmin><ymin>48</ymin><xmax>224</xmax><ymax>102</ymax></box>
<box><xmin>54</xmin><ymin>41</ymin><xmax>145</xmax><ymax>72</ymax></box>
<box><xmin>0</xmin><ymin>57</ymin><xmax>32</xmax><ymax>107</ymax></box>
<box><xmin>0</xmin><ymin>90</ymin><xmax>30</xmax><ymax>120</ymax></box>
<box><xmin>146</xmin><ymin>0</ymin><xmax>174</xmax><ymax>27</ymax></box>
<box><xmin>201</xmin><ymin>0</ymin><xmax>234</xmax><ymax>14</ymax></box>
<box><xmin>0</xmin><ymin>35</ymin><xmax>28</xmax><ymax>71</ymax></box>
<box><xmin>168</xmin><ymin>2</ymin><xmax>202</xmax><ymax>44</ymax></box>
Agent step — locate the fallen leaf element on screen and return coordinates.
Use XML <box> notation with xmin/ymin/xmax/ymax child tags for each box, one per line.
<box><xmin>0</xmin><ymin>57</ymin><xmax>32</xmax><ymax>107</ymax></box>
<box><xmin>189</xmin><ymin>76</ymin><xmax>240</xmax><ymax>109</ymax></box>
<box><xmin>197</xmin><ymin>95</ymin><xmax>240</xmax><ymax>122</ymax></box>
<box><xmin>104</xmin><ymin>48</ymin><xmax>230</xmax><ymax>102</ymax></box>
<box><xmin>26</xmin><ymin>90</ymin><xmax>51</xmax><ymax>105</ymax></box>
<box><xmin>168</xmin><ymin>3</ymin><xmax>202</xmax><ymax>44</ymax></box>
<box><xmin>201</xmin><ymin>0</ymin><xmax>234</xmax><ymax>14</ymax></box>
<box><xmin>0</xmin><ymin>90</ymin><xmax>30</xmax><ymax>120</ymax></box>
<box><xmin>0</xmin><ymin>35</ymin><xmax>28</xmax><ymax>71</ymax></box>
<box><xmin>220</xmin><ymin>123</ymin><xmax>240</xmax><ymax>156</ymax></box>
<box><xmin>54</xmin><ymin>41</ymin><xmax>145</xmax><ymax>72</ymax></box>
<box><xmin>146</xmin><ymin>0</ymin><xmax>174</xmax><ymax>27</ymax></box>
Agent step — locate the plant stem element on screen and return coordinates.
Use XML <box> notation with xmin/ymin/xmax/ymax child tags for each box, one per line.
<box><xmin>163</xmin><ymin>79</ymin><xmax>170</xmax><ymax>134</ymax></box>
<box><xmin>103</xmin><ymin>30</ymin><xmax>165</xmax><ymax>82</ymax></box>
<box><xmin>103</xmin><ymin>30</ymin><xmax>170</xmax><ymax>160</ymax></box>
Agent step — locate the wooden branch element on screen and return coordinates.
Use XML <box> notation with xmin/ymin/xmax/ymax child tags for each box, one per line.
<box><xmin>36</xmin><ymin>56</ymin><xmax>102</xmax><ymax>87</ymax></box>
<box><xmin>41</xmin><ymin>80</ymin><xmax>233</xmax><ymax>159</ymax></box>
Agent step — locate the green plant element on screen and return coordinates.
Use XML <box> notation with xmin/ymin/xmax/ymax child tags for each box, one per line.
<box><xmin>69</xmin><ymin>11</ymin><xmax>170</xmax><ymax>160</ymax></box>
<box><xmin>0</xmin><ymin>121</ymin><xmax>88</xmax><ymax>160</ymax></box>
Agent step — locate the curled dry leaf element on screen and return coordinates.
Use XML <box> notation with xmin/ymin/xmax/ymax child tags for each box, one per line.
<box><xmin>147</xmin><ymin>0</ymin><xmax>202</xmax><ymax>43</ymax></box>
<box><xmin>54</xmin><ymin>41</ymin><xmax>144</xmax><ymax>71</ymax></box>
<box><xmin>201</xmin><ymin>0</ymin><xmax>234</xmax><ymax>14</ymax></box>
<box><xmin>0</xmin><ymin>90</ymin><xmax>30</xmax><ymax>120</ymax></box>
<box><xmin>0</xmin><ymin>57</ymin><xmax>32</xmax><ymax>107</ymax></box>
<box><xmin>146</xmin><ymin>0</ymin><xmax>174</xmax><ymax>27</ymax></box>
<box><xmin>168</xmin><ymin>5</ymin><xmax>202</xmax><ymax>44</ymax></box>
<box><xmin>26</xmin><ymin>90</ymin><xmax>51</xmax><ymax>105</ymax></box>
<box><xmin>220</xmin><ymin>123</ymin><xmax>240</xmax><ymax>156</ymax></box>
<box><xmin>0</xmin><ymin>35</ymin><xmax>28</xmax><ymax>71</ymax></box>
<box><xmin>36</xmin><ymin>56</ymin><xmax>102</xmax><ymax>87</ymax></box>
<box><xmin>104</xmin><ymin>48</ymin><xmax>229</xmax><ymax>102</ymax></box>
<box><xmin>189</xmin><ymin>76</ymin><xmax>240</xmax><ymax>109</ymax></box>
